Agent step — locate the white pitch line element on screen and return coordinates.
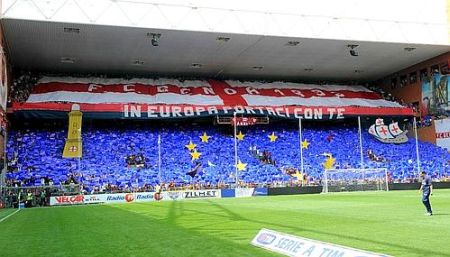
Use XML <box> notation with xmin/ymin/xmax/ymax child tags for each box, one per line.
<box><xmin>0</xmin><ymin>209</ymin><xmax>20</xmax><ymax>223</ymax></box>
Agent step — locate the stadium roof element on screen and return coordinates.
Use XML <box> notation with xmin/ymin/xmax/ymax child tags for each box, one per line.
<box><xmin>2</xmin><ymin>0</ymin><xmax>450</xmax><ymax>82</ymax></box>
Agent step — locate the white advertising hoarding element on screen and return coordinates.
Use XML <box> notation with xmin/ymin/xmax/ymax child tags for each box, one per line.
<box><xmin>50</xmin><ymin>190</ymin><xmax>221</xmax><ymax>206</ymax></box>
<box><xmin>252</xmin><ymin>228</ymin><xmax>392</xmax><ymax>257</ymax></box>
<box><xmin>435</xmin><ymin>118</ymin><xmax>450</xmax><ymax>151</ymax></box>
<box><xmin>50</xmin><ymin>192</ymin><xmax>156</xmax><ymax>206</ymax></box>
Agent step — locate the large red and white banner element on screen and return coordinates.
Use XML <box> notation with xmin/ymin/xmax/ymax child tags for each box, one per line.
<box><xmin>435</xmin><ymin>118</ymin><xmax>450</xmax><ymax>151</ymax></box>
<box><xmin>12</xmin><ymin>77</ymin><xmax>413</xmax><ymax>119</ymax></box>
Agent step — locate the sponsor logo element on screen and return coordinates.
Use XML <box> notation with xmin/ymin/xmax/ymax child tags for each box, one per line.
<box><xmin>84</xmin><ymin>195</ymin><xmax>102</xmax><ymax>203</ymax></box>
<box><xmin>236</xmin><ymin>188</ymin><xmax>255</xmax><ymax>198</ymax></box>
<box><xmin>125</xmin><ymin>194</ymin><xmax>134</xmax><ymax>202</ymax></box>
<box><xmin>106</xmin><ymin>195</ymin><xmax>125</xmax><ymax>201</ymax></box>
<box><xmin>254</xmin><ymin>188</ymin><xmax>268</xmax><ymax>196</ymax></box>
<box><xmin>54</xmin><ymin>195</ymin><xmax>84</xmax><ymax>204</ymax></box>
<box><xmin>257</xmin><ymin>233</ymin><xmax>276</xmax><ymax>245</ymax></box>
<box><xmin>167</xmin><ymin>192</ymin><xmax>181</xmax><ymax>200</ymax></box>
<box><xmin>136</xmin><ymin>193</ymin><xmax>153</xmax><ymax>201</ymax></box>
<box><xmin>252</xmin><ymin>229</ymin><xmax>391</xmax><ymax>257</ymax></box>
<box><xmin>154</xmin><ymin>193</ymin><xmax>162</xmax><ymax>201</ymax></box>
<box><xmin>184</xmin><ymin>190</ymin><xmax>218</xmax><ymax>199</ymax></box>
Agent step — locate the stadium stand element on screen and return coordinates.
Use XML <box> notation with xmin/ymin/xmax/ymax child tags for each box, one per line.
<box><xmin>4</xmin><ymin>74</ymin><xmax>450</xmax><ymax>194</ymax></box>
<box><xmin>5</xmin><ymin>119</ymin><xmax>450</xmax><ymax>193</ymax></box>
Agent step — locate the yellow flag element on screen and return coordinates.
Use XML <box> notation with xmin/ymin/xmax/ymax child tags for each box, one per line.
<box><xmin>63</xmin><ymin>109</ymin><xmax>83</xmax><ymax>158</ymax></box>
<box><xmin>67</xmin><ymin>111</ymin><xmax>82</xmax><ymax>140</ymax></box>
<box><xmin>323</xmin><ymin>155</ymin><xmax>336</xmax><ymax>170</ymax></box>
<box><xmin>292</xmin><ymin>170</ymin><xmax>303</xmax><ymax>181</ymax></box>
<box><xmin>63</xmin><ymin>139</ymin><xmax>82</xmax><ymax>158</ymax></box>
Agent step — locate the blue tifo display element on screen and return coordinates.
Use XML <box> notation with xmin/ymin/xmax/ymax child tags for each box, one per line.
<box><xmin>5</xmin><ymin>122</ymin><xmax>450</xmax><ymax>192</ymax></box>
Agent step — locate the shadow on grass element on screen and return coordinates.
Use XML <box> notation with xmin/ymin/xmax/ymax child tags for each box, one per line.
<box><xmin>199</xmin><ymin>200</ymin><xmax>447</xmax><ymax>257</ymax></box>
<box><xmin>5</xmin><ymin>203</ymin><xmax>275</xmax><ymax>257</ymax></box>
<box><xmin>0</xmin><ymin>209</ymin><xmax>17</xmax><ymax>221</ymax></box>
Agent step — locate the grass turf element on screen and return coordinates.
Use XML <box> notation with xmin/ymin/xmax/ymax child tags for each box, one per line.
<box><xmin>1</xmin><ymin>189</ymin><xmax>449</xmax><ymax>257</ymax></box>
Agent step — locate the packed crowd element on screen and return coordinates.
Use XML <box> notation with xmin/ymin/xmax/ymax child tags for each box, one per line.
<box><xmin>368</xmin><ymin>84</ymin><xmax>416</xmax><ymax>110</ymax></box>
<box><xmin>9</xmin><ymin>72</ymin><xmax>39</xmax><ymax>103</ymax></box>
<box><xmin>126</xmin><ymin>153</ymin><xmax>146</xmax><ymax>168</ymax></box>
<box><xmin>5</xmin><ymin>120</ymin><xmax>450</xmax><ymax>193</ymax></box>
<box><xmin>367</xmin><ymin>149</ymin><xmax>385</xmax><ymax>163</ymax></box>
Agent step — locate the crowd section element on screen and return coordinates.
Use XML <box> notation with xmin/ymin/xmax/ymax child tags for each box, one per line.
<box><xmin>5</xmin><ymin>121</ymin><xmax>450</xmax><ymax>193</ymax></box>
<box><xmin>9</xmin><ymin>72</ymin><xmax>39</xmax><ymax>103</ymax></box>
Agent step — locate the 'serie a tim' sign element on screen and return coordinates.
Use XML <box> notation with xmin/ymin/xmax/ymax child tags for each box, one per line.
<box><xmin>50</xmin><ymin>195</ymin><xmax>84</xmax><ymax>206</ymax></box>
<box><xmin>251</xmin><ymin>229</ymin><xmax>391</xmax><ymax>257</ymax></box>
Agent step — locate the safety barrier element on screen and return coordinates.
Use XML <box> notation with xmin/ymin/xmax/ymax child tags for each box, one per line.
<box><xmin>388</xmin><ymin>182</ymin><xmax>450</xmax><ymax>190</ymax></box>
<box><xmin>12</xmin><ymin>183</ymin><xmax>450</xmax><ymax>208</ymax></box>
<box><xmin>268</xmin><ymin>186</ymin><xmax>323</xmax><ymax>196</ymax></box>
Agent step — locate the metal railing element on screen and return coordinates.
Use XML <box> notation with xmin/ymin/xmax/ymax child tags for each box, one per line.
<box><xmin>0</xmin><ymin>184</ymin><xmax>81</xmax><ymax>208</ymax></box>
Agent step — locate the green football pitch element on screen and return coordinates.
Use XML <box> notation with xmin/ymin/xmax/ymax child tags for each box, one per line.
<box><xmin>1</xmin><ymin>189</ymin><xmax>449</xmax><ymax>257</ymax></box>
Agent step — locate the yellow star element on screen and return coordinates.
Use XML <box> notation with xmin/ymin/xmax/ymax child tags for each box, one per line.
<box><xmin>190</xmin><ymin>150</ymin><xmax>201</xmax><ymax>161</ymax></box>
<box><xmin>301</xmin><ymin>139</ymin><xmax>310</xmax><ymax>149</ymax></box>
<box><xmin>236</xmin><ymin>131</ymin><xmax>245</xmax><ymax>141</ymax></box>
<box><xmin>268</xmin><ymin>132</ymin><xmax>278</xmax><ymax>142</ymax></box>
<box><xmin>185</xmin><ymin>140</ymin><xmax>197</xmax><ymax>151</ymax></box>
<box><xmin>200</xmin><ymin>132</ymin><xmax>211</xmax><ymax>143</ymax></box>
<box><xmin>236</xmin><ymin>160</ymin><xmax>247</xmax><ymax>171</ymax></box>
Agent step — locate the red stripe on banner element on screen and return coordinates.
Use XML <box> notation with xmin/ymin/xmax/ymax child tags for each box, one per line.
<box><xmin>11</xmin><ymin>102</ymin><xmax>414</xmax><ymax>116</ymax></box>
<box><xmin>31</xmin><ymin>82</ymin><xmax>383</xmax><ymax>100</ymax></box>
<box><xmin>208</xmin><ymin>80</ymin><xmax>247</xmax><ymax>106</ymax></box>
<box><xmin>436</xmin><ymin>132</ymin><xmax>450</xmax><ymax>139</ymax></box>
